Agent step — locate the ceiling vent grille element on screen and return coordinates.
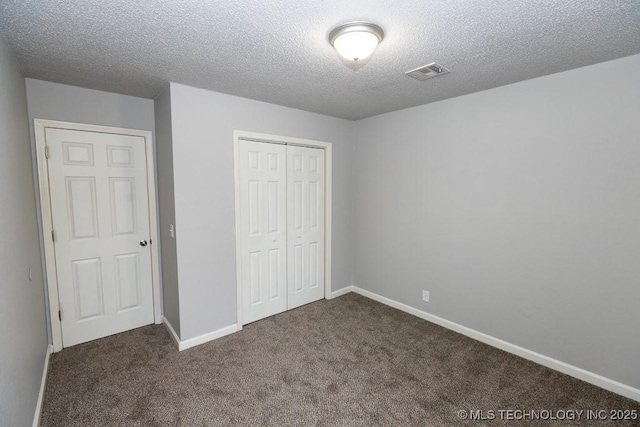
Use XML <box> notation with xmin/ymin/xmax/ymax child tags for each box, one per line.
<box><xmin>405</xmin><ymin>62</ymin><xmax>450</xmax><ymax>81</ymax></box>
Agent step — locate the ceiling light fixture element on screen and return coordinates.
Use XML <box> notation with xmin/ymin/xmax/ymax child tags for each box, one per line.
<box><xmin>329</xmin><ymin>22</ymin><xmax>384</xmax><ymax>67</ymax></box>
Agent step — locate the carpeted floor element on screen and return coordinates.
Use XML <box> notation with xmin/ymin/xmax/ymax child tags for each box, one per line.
<box><xmin>41</xmin><ymin>293</ymin><xmax>639</xmax><ymax>426</ymax></box>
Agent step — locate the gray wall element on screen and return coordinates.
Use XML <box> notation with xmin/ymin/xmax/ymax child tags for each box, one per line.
<box><xmin>25</xmin><ymin>79</ymin><xmax>156</xmax><ymax>132</ymax></box>
<box><xmin>154</xmin><ymin>87</ymin><xmax>180</xmax><ymax>335</ymax></box>
<box><xmin>25</xmin><ymin>78</ymin><xmax>157</xmax><ymax>341</ymax></box>
<box><xmin>353</xmin><ymin>54</ymin><xmax>640</xmax><ymax>389</ymax></box>
<box><xmin>0</xmin><ymin>36</ymin><xmax>48</xmax><ymax>426</ymax></box>
<box><xmin>170</xmin><ymin>83</ymin><xmax>354</xmax><ymax>340</ymax></box>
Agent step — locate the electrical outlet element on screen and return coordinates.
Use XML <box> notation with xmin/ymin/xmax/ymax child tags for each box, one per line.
<box><xmin>422</xmin><ymin>290</ymin><xmax>430</xmax><ymax>302</ymax></box>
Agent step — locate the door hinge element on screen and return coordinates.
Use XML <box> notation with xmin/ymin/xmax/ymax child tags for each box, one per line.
<box><xmin>51</xmin><ymin>229</ymin><xmax>56</xmax><ymax>242</ymax></box>
<box><xmin>44</xmin><ymin>145</ymin><xmax>50</xmax><ymax>159</ymax></box>
<box><xmin>58</xmin><ymin>310</ymin><xmax>62</xmax><ymax>321</ymax></box>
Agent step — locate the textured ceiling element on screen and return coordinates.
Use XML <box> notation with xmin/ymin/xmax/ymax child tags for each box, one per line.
<box><xmin>1</xmin><ymin>1</ymin><xmax>639</xmax><ymax>120</ymax></box>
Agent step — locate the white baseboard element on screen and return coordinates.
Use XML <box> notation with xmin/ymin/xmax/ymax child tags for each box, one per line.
<box><xmin>179</xmin><ymin>324</ymin><xmax>238</xmax><ymax>351</ymax></box>
<box><xmin>162</xmin><ymin>316</ymin><xmax>181</xmax><ymax>349</ymax></box>
<box><xmin>329</xmin><ymin>285</ymin><xmax>354</xmax><ymax>299</ymax></box>
<box><xmin>350</xmin><ymin>286</ymin><xmax>640</xmax><ymax>403</ymax></box>
<box><xmin>33</xmin><ymin>344</ymin><xmax>52</xmax><ymax>427</ymax></box>
<box><xmin>162</xmin><ymin>316</ymin><xmax>239</xmax><ymax>351</ymax></box>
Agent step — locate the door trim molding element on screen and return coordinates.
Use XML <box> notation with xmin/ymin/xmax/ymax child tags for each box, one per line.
<box><xmin>233</xmin><ymin>130</ymin><xmax>333</xmax><ymax>328</ymax></box>
<box><xmin>32</xmin><ymin>344</ymin><xmax>52</xmax><ymax>427</ymax></box>
<box><xmin>34</xmin><ymin>119</ymin><xmax>162</xmax><ymax>352</ymax></box>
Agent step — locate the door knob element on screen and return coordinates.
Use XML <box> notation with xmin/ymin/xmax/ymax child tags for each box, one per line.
<box><xmin>140</xmin><ymin>240</ymin><xmax>148</xmax><ymax>247</ymax></box>
<box><xmin>272</xmin><ymin>239</ymin><xmax>277</xmax><ymax>243</ymax></box>
<box><xmin>297</xmin><ymin>234</ymin><xmax>301</xmax><ymax>238</ymax></box>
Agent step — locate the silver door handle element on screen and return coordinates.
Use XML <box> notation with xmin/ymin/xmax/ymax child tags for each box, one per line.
<box><xmin>297</xmin><ymin>234</ymin><xmax>301</xmax><ymax>238</ymax></box>
<box><xmin>140</xmin><ymin>240</ymin><xmax>148</xmax><ymax>247</ymax></box>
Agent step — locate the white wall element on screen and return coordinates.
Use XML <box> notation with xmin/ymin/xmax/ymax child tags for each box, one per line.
<box><xmin>0</xmin><ymin>36</ymin><xmax>48</xmax><ymax>426</ymax></box>
<box><xmin>169</xmin><ymin>83</ymin><xmax>354</xmax><ymax>340</ymax></box>
<box><xmin>25</xmin><ymin>79</ymin><xmax>156</xmax><ymax>341</ymax></box>
<box><xmin>154</xmin><ymin>87</ymin><xmax>180</xmax><ymax>335</ymax></box>
<box><xmin>353</xmin><ymin>54</ymin><xmax>640</xmax><ymax>390</ymax></box>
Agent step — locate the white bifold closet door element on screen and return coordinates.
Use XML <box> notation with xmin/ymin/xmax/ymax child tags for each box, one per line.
<box><xmin>238</xmin><ymin>140</ymin><xmax>325</xmax><ymax>324</ymax></box>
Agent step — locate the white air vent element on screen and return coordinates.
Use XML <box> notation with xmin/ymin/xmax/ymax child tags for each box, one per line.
<box><xmin>405</xmin><ymin>62</ymin><xmax>450</xmax><ymax>81</ymax></box>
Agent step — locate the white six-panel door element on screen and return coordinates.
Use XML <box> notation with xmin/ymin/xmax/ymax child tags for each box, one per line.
<box><xmin>46</xmin><ymin>128</ymin><xmax>155</xmax><ymax>347</ymax></box>
<box><xmin>238</xmin><ymin>141</ymin><xmax>288</xmax><ymax>324</ymax></box>
<box><xmin>287</xmin><ymin>146</ymin><xmax>325</xmax><ymax>309</ymax></box>
<box><xmin>238</xmin><ymin>141</ymin><xmax>325</xmax><ymax>324</ymax></box>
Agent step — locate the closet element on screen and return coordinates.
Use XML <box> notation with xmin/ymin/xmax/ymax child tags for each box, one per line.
<box><xmin>237</xmin><ymin>139</ymin><xmax>326</xmax><ymax>324</ymax></box>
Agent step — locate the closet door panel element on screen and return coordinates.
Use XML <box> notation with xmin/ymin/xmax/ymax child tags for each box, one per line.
<box><xmin>287</xmin><ymin>145</ymin><xmax>325</xmax><ymax>309</ymax></box>
<box><xmin>239</xmin><ymin>141</ymin><xmax>287</xmax><ymax>324</ymax></box>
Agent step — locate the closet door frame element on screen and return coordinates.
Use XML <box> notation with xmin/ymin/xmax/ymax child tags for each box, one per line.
<box><xmin>233</xmin><ymin>131</ymin><xmax>332</xmax><ymax>328</ymax></box>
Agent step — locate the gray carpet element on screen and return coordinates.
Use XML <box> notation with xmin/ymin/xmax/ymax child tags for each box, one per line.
<box><xmin>41</xmin><ymin>293</ymin><xmax>639</xmax><ymax>426</ymax></box>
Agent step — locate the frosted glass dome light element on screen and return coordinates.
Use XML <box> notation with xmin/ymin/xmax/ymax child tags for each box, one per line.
<box><xmin>329</xmin><ymin>22</ymin><xmax>384</xmax><ymax>64</ymax></box>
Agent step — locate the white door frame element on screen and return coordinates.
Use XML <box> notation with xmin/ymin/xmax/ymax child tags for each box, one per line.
<box><xmin>233</xmin><ymin>130</ymin><xmax>332</xmax><ymax>328</ymax></box>
<box><xmin>34</xmin><ymin>119</ymin><xmax>162</xmax><ymax>352</ymax></box>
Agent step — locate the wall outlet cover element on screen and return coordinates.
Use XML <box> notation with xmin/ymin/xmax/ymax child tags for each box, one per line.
<box><xmin>422</xmin><ymin>290</ymin><xmax>430</xmax><ymax>302</ymax></box>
